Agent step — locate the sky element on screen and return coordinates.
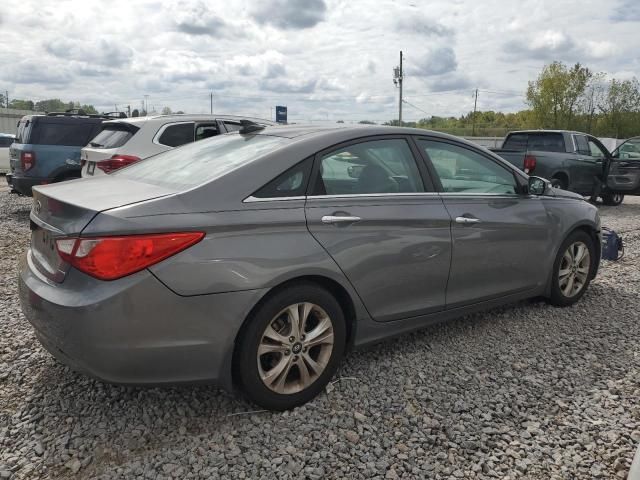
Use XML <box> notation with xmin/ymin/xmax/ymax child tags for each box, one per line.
<box><xmin>0</xmin><ymin>0</ymin><xmax>639</xmax><ymax>123</ymax></box>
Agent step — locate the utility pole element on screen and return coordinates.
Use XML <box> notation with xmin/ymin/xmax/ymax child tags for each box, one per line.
<box><xmin>127</xmin><ymin>105</ymin><xmax>131</xmax><ymax>118</ymax></box>
<box><xmin>472</xmin><ymin>89</ymin><xmax>479</xmax><ymax>136</ymax></box>
<box><xmin>144</xmin><ymin>95</ymin><xmax>149</xmax><ymax>115</ymax></box>
<box><xmin>5</xmin><ymin>90</ymin><xmax>8</xmax><ymax>109</ymax></box>
<box><xmin>210</xmin><ymin>92</ymin><xmax>213</xmax><ymax>114</ymax></box>
<box><xmin>393</xmin><ymin>51</ymin><xmax>404</xmax><ymax>125</ymax></box>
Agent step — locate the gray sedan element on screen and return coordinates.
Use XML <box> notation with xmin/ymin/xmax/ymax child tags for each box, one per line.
<box><xmin>19</xmin><ymin>125</ymin><xmax>601</xmax><ymax>410</ymax></box>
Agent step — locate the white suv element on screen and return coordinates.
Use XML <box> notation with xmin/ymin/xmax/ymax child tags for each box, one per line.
<box><xmin>81</xmin><ymin>114</ymin><xmax>276</xmax><ymax>176</ymax></box>
<box><xmin>0</xmin><ymin>133</ymin><xmax>15</xmax><ymax>174</ymax></box>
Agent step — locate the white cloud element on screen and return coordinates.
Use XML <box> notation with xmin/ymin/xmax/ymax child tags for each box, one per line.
<box><xmin>0</xmin><ymin>0</ymin><xmax>636</xmax><ymax>120</ymax></box>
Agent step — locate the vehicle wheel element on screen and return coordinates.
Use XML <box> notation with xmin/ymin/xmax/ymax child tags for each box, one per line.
<box><xmin>550</xmin><ymin>177</ymin><xmax>567</xmax><ymax>190</ymax></box>
<box><xmin>236</xmin><ymin>284</ymin><xmax>346</xmax><ymax>410</ymax></box>
<box><xmin>602</xmin><ymin>193</ymin><xmax>624</xmax><ymax>206</ymax></box>
<box><xmin>548</xmin><ymin>231</ymin><xmax>596</xmax><ymax>307</ymax></box>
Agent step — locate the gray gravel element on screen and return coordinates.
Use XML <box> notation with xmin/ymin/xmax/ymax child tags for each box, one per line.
<box><xmin>1</xmin><ymin>182</ymin><xmax>639</xmax><ymax>479</ymax></box>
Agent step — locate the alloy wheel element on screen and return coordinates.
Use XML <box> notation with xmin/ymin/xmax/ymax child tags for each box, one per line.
<box><xmin>257</xmin><ymin>302</ymin><xmax>334</xmax><ymax>394</ymax></box>
<box><xmin>558</xmin><ymin>241</ymin><xmax>591</xmax><ymax>298</ymax></box>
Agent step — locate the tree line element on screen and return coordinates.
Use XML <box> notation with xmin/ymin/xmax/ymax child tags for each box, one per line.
<box><xmin>381</xmin><ymin>62</ymin><xmax>640</xmax><ymax>139</ymax></box>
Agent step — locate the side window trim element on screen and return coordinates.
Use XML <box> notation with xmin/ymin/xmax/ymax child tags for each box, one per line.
<box><xmin>153</xmin><ymin>121</ymin><xmax>195</xmax><ymax>147</ymax></box>
<box><xmin>414</xmin><ymin>136</ymin><xmax>524</xmax><ymax>196</ymax></box>
<box><xmin>308</xmin><ymin>135</ymin><xmax>435</xmax><ymax>197</ymax></box>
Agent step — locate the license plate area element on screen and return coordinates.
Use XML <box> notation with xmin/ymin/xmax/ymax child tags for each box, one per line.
<box><xmin>87</xmin><ymin>162</ymin><xmax>95</xmax><ymax>175</ymax></box>
<box><xmin>31</xmin><ymin>225</ymin><xmax>65</xmax><ymax>280</ymax></box>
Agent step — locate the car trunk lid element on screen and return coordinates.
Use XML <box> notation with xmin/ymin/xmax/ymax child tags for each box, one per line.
<box><xmin>29</xmin><ymin>177</ymin><xmax>175</xmax><ymax>282</ymax></box>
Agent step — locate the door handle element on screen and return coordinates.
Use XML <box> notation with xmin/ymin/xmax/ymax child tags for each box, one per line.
<box><xmin>321</xmin><ymin>215</ymin><xmax>362</xmax><ymax>225</ymax></box>
<box><xmin>455</xmin><ymin>216</ymin><xmax>481</xmax><ymax>225</ymax></box>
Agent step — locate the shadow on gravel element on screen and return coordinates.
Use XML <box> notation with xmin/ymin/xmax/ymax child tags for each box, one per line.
<box><xmin>7</xmin><ymin>207</ymin><xmax>31</xmax><ymax>223</ymax></box>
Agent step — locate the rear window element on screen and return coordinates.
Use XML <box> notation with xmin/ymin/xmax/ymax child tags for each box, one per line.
<box><xmin>0</xmin><ymin>137</ymin><xmax>14</xmax><ymax>147</ymax></box>
<box><xmin>89</xmin><ymin>123</ymin><xmax>139</xmax><ymax>149</ymax></box>
<box><xmin>503</xmin><ymin>133</ymin><xmax>565</xmax><ymax>153</ymax></box>
<box><xmin>502</xmin><ymin>133</ymin><xmax>528</xmax><ymax>150</ymax></box>
<box><xmin>32</xmin><ymin>121</ymin><xmax>98</xmax><ymax>146</ymax></box>
<box><xmin>116</xmin><ymin>134</ymin><xmax>290</xmax><ymax>190</ymax></box>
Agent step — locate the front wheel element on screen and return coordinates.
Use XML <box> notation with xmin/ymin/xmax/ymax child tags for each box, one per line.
<box><xmin>602</xmin><ymin>193</ymin><xmax>624</xmax><ymax>206</ymax></box>
<box><xmin>236</xmin><ymin>284</ymin><xmax>346</xmax><ymax>410</ymax></box>
<box><xmin>548</xmin><ymin>231</ymin><xmax>596</xmax><ymax>307</ymax></box>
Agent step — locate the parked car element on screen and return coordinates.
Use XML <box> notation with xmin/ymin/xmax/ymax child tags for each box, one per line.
<box><xmin>492</xmin><ymin>130</ymin><xmax>624</xmax><ymax>205</ymax></box>
<box><xmin>8</xmin><ymin>111</ymin><xmax>120</xmax><ymax>196</ymax></box>
<box><xmin>20</xmin><ymin>125</ymin><xmax>601</xmax><ymax>410</ymax></box>
<box><xmin>80</xmin><ymin>114</ymin><xmax>277</xmax><ymax>176</ymax></box>
<box><xmin>607</xmin><ymin>136</ymin><xmax>640</xmax><ymax>199</ymax></box>
<box><xmin>0</xmin><ymin>133</ymin><xmax>15</xmax><ymax>174</ymax></box>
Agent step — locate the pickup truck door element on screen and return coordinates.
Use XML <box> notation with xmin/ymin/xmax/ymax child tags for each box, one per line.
<box><xmin>572</xmin><ymin>134</ymin><xmax>601</xmax><ymax>194</ymax></box>
<box><xmin>608</xmin><ymin>138</ymin><xmax>640</xmax><ymax>195</ymax></box>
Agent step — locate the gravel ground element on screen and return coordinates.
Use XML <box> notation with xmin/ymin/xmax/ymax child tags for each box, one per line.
<box><xmin>1</xmin><ymin>182</ymin><xmax>639</xmax><ymax>480</ymax></box>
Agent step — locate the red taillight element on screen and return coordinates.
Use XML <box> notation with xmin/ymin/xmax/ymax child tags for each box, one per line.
<box><xmin>523</xmin><ymin>154</ymin><xmax>536</xmax><ymax>174</ymax></box>
<box><xmin>21</xmin><ymin>151</ymin><xmax>36</xmax><ymax>171</ymax></box>
<box><xmin>96</xmin><ymin>154</ymin><xmax>141</xmax><ymax>174</ymax></box>
<box><xmin>56</xmin><ymin>232</ymin><xmax>205</xmax><ymax>280</ymax></box>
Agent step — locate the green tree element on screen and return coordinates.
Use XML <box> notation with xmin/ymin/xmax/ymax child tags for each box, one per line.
<box><xmin>526</xmin><ymin>62</ymin><xmax>592</xmax><ymax>129</ymax></box>
<box><xmin>161</xmin><ymin>106</ymin><xmax>172</xmax><ymax>115</ymax></box>
<box><xmin>598</xmin><ymin>78</ymin><xmax>640</xmax><ymax>138</ymax></box>
<box><xmin>8</xmin><ymin>99</ymin><xmax>35</xmax><ymax>110</ymax></box>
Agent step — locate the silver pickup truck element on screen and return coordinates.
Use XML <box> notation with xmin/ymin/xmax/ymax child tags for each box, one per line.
<box><xmin>492</xmin><ymin>130</ymin><xmax>640</xmax><ymax>206</ymax></box>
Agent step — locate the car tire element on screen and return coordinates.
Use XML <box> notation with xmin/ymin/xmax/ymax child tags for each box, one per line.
<box><xmin>602</xmin><ymin>193</ymin><xmax>624</xmax><ymax>206</ymax></box>
<box><xmin>236</xmin><ymin>283</ymin><xmax>346</xmax><ymax>410</ymax></box>
<box><xmin>550</xmin><ymin>177</ymin><xmax>567</xmax><ymax>190</ymax></box>
<box><xmin>548</xmin><ymin>230</ymin><xmax>596</xmax><ymax>307</ymax></box>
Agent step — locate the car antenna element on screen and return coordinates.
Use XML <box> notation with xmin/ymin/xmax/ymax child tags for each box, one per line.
<box><xmin>239</xmin><ymin>120</ymin><xmax>265</xmax><ymax>134</ymax></box>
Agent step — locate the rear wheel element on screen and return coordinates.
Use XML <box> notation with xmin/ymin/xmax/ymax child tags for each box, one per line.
<box><xmin>602</xmin><ymin>193</ymin><xmax>624</xmax><ymax>206</ymax></box>
<box><xmin>548</xmin><ymin>231</ymin><xmax>596</xmax><ymax>307</ymax></box>
<box><xmin>236</xmin><ymin>284</ymin><xmax>346</xmax><ymax>410</ymax></box>
<box><xmin>550</xmin><ymin>177</ymin><xmax>567</xmax><ymax>190</ymax></box>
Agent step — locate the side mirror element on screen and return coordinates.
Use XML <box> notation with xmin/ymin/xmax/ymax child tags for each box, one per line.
<box><xmin>528</xmin><ymin>176</ymin><xmax>549</xmax><ymax>196</ymax></box>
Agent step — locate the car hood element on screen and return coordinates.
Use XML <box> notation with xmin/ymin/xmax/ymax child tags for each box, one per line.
<box><xmin>550</xmin><ymin>188</ymin><xmax>585</xmax><ymax>201</ymax></box>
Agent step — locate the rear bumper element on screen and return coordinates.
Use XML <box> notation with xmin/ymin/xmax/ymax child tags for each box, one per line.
<box><xmin>10</xmin><ymin>174</ymin><xmax>47</xmax><ymax>196</ymax></box>
<box><xmin>19</xmin><ymin>251</ymin><xmax>267</xmax><ymax>389</ymax></box>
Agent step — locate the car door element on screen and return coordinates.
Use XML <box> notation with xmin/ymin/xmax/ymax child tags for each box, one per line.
<box><xmin>608</xmin><ymin>137</ymin><xmax>640</xmax><ymax>195</ymax></box>
<box><xmin>572</xmin><ymin>134</ymin><xmax>601</xmax><ymax>193</ymax></box>
<box><xmin>305</xmin><ymin>136</ymin><xmax>452</xmax><ymax>322</ymax></box>
<box><xmin>415</xmin><ymin>137</ymin><xmax>550</xmax><ymax>309</ymax></box>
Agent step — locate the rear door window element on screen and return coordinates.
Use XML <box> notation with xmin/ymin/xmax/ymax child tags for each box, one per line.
<box><xmin>33</xmin><ymin>122</ymin><xmax>96</xmax><ymax>146</ymax></box>
<box><xmin>195</xmin><ymin>123</ymin><xmax>219</xmax><ymax>141</ymax></box>
<box><xmin>574</xmin><ymin>135</ymin><xmax>590</xmax><ymax>156</ymax></box>
<box><xmin>158</xmin><ymin>123</ymin><xmax>195</xmax><ymax>147</ymax></box>
<box><xmin>89</xmin><ymin>124</ymin><xmax>139</xmax><ymax>149</ymax></box>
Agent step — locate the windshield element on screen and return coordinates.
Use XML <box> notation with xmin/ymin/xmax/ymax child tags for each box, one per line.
<box><xmin>115</xmin><ymin>133</ymin><xmax>289</xmax><ymax>190</ymax></box>
<box><xmin>615</xmin><ymin>138</ymin><xmax>640</xmax><ymax>159</ymax></box>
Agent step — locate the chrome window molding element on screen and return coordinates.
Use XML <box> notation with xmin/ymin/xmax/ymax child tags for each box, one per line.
<box><xmin>243</xmin><ymin>191</ymin><xmax>531</xmax><ymax>203</ymax></box>
<box><xmin>243</xmin><ymin>195</ymin><xmax>306</xmax><ymax>203</ymax></box>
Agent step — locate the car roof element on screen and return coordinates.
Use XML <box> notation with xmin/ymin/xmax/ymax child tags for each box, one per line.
<box><xmin>0</xmin><ymin>133</ymin><xmax>15</xmax><ymax>138</ymax></box>
<box><xmin>507</xmin><ymin>130</ymin><xmax>586</xmax><ymax>136</ymax></box>
<box><xmin>253</xmin><ymin>124</ymin><xmax>477</xmax><ymax>143</ymax></box>
<box><xmin>102</xmin><ymin>114</ymin><xmax>277</xmax><ymax>126</ymax></box>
